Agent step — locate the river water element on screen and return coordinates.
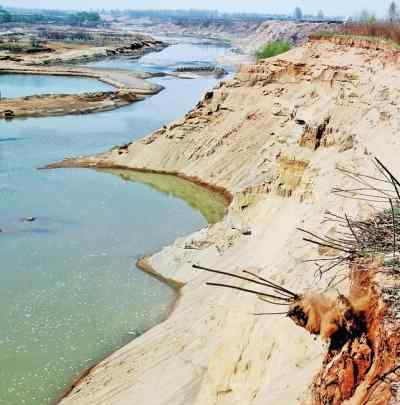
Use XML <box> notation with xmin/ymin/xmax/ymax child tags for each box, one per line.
<box><xmin>0</xmin><ymin>74</ymin><xmax>113</xmax><ymax>99</ymax></box>
<box><xmin>0</xmin><ymin>39</ymin><xmax>230</xmax><ymax>405</ymax></box>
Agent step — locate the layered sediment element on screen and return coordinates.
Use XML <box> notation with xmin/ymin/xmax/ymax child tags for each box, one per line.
<box><xmin>55</xmin><ymin>38</ymin><xmax>400</xmax><ymax>404</ymax></box>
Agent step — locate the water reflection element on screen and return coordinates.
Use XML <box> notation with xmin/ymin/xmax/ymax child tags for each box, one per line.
<box><xmin>101</xmin><ymin>169</ymin><xmax>227</xmax><ymax>224</ymax></box>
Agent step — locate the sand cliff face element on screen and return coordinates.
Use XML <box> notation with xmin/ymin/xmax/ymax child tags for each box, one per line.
<box><xmin>57</xmin><ymin>39</ymin><xmax>400</xmax><ymax>404</ymax></box>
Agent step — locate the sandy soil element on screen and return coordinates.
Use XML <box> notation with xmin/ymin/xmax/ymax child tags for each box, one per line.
<box><xmin>54</xmin><ymin>38</ymin><xmax>400</xmax><ymax>404</ymax></box>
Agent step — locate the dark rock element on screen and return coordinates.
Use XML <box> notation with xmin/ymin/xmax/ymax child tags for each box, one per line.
<box><xmin>2</xmin><ymin>110</ymin><xmax>15</xmax><ymax>120</ymax></box>
<box><xmin>175</xmin><ymin>65</ymin><xmax>228</xmax><ymax>78</ymax></box>
<box><xmin>204</xmin><ymin>91</ymin><xmax>214</xmax><ymax>101</ymax></box>
<box><xmin>241</xmin><ymin>228</ymin><xmax>252</xmax><ymax>236</ymax></box>
<box><xmin>23</xmin><ymin>217</ymin><xmax>37</xmax><ymax>223</ymax></box>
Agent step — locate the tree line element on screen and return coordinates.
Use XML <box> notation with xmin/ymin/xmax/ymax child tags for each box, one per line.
<box><xmin>292</xmin><ymin>4</ymin><xmax>400</xmax><ymax>23</ymax></box>
<box><xmin>0</xmin><ymin>7</ymin><xmax>101</xmax><ymax>26</ymax></box>
<box><xmin>351</xmin><ymin>2</ymin><xmax>400</xmax><ymax>23</ymax></box>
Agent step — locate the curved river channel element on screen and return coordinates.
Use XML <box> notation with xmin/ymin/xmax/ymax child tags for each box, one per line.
<box><xmin>0</xmin><ymin>38</ymin><xmax>231</xmax><ymax>405</ymax></box>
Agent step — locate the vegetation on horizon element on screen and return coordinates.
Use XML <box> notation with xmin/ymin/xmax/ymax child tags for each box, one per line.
<box><xmin>293</xmin><ymin>7</ymin><xmax>303</xmax><ymax>21</ymax></box>
<box><xmin>388</xmin><ymin>1</ymin><xmax>399</xmax><ymax>22</ymax></box>
<box><xmin>255</xmin><ymin>41</ymin><xmax>292</xmax><ymax>61</ymax></box>
<box><xmin>342</xmin><ymin>22</ymin><xmax>400</xmax><ymax>45</ymax></box>
<box><xmin>0</xmin><ymin>6</ymin><xmax>101</xmax><ymax>26</ymax></box>
<box><xmin>311</xmin><ymin>2</ymin><xmax>400</xmax><ymax>48</ymax></box>
<box><xmin>0</xmin><ymin>6</ymin><xmax>11</xmax><ymax>23</ymax></box>
<box><xmin>120</xmin><ymin>7</ymin><xmax>339</xmax><ymax>22</ymax></box>
<box><xmin>311</xmin><ymin>23</ymin><xmax>400</xmax><ymax>48</ymax></box>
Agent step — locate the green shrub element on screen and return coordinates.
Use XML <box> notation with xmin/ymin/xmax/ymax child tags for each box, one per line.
<box><xmin>255</xmin><ymin>41</ymin><xmax>292</xmax><ymax>61</ymax></box>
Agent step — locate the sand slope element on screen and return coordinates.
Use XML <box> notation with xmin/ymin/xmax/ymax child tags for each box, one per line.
<box><xmin>58</xmin><ymin>39</ymin><xmax>400</xmax><ymax>404</ymax></box>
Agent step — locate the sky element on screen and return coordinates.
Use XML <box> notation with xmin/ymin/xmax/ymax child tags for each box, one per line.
<box><xmin>1</xmin><ymin>1</ymin><xmax>392</xmax><ymax>18</ymax></box>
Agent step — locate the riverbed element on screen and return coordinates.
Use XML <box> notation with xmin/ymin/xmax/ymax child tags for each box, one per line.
<box><xmin>0</xmin><ymin>39</ymin><xmax>230</xmax><ymax>405</ymax></box>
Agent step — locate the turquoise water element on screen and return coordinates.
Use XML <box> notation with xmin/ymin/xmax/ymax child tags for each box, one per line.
<box><xmin>0</xmin><ymin>41</ymin><xmax>228</xmax><ymax>405</ymax></box>
<box><xmin>0</xmin><ymin>74</ymin><xmax>112</xmax><ymax>98</ymax></box>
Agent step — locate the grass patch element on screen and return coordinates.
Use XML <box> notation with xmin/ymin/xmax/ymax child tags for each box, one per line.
<box><xmin>255</xmin><ymin>41</ymin><xmax>292</xmax><ymax>61</ymax></box>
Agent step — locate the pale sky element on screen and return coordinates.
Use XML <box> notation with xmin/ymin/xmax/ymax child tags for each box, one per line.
<box><xmin>1</xmin><ymin>0</ymin><xmax>390</xmax><ymax>18</ymax></box>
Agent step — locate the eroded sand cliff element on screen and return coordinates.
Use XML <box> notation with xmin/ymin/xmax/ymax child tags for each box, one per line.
<box><xmin>55</xmin><ymin>38</ymin><xmax>400</xmax><ymax>404</ymax></box>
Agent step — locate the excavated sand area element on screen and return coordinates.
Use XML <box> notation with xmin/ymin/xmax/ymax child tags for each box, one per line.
<box><xmin>53</xmin><ymin>38</ymin><xmax>400</xmax><ymax>404</ymax></box>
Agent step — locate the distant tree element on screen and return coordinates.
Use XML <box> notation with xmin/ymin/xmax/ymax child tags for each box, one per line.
<box><xmin>294</xmin><ymin>7</ymin><xmax>303</xmax><ymax>20</ymax></box>
<box><xmin>317</xmin><ymin>10</ymin><xmax>325</xmax><ymax>19</ymax></box>
<box><xmin>67</xmin><ymin>11</ymin><xmax>101</xmax><ymax>26</ymax></box>
<box><xmin>31</xmin><ymin>37</ymin><xmax>40</xmax><ymax>48</ymax></box>
<box><xmin>0</xmin><ymin>6</ymin><xmax>11</xmax><ymax>23</ymax></box>
<box><xmin>388</xmin><ymin>1</ymin><xmax>399</xmax><ymax>22</ymax></box>
<box><xmin>359</xmin><ymin>10</ymin><xmax>376</xmax><ymax>23</ymax></box>
<box><xmin>359</xmin><ymin>10</ymin><xmax>369</xmax><ymax>22</ymax></box>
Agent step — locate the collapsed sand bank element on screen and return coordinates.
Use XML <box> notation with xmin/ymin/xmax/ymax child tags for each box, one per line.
<box><xmin>56</xmin><ymin>38</ymin><xmax>400</xmax><ymax>404</ymax></box>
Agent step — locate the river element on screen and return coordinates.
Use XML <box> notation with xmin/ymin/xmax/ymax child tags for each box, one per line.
<box><xmin>0</xmin><ymin>38</ymin><xmax>231</xmax><ymax>405</ymax></box>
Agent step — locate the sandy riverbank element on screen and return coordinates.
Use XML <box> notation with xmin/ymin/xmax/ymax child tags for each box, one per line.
<box><xmin>0</xmin><ymin>64</ymin><xmax>164</xmax><ymax>119</ymax></box>
<box><xmin>0</xmin><ymin>57</ymin><xmax>229</xmax><ymax>119</ymax></box>
<box><xmin>0</xmin><ymin>90</ymin><xmax>143</xmax><ymax>119</ymax></box>
<box><xmin>53</xmin><ymin>37</ymin><xmax>400</xmax><ymax>404</ymax></box>
<box><xmin>0</xmin><ymin>64</ymin><xmax>162</xmax><ymax>92</ymax></box>
<box><xmin>0</xmin><ymin>29</ymin><xmax>168</xmax><ymax>119</ymax></box>
<box><xmin>0</xmin><ymin>28</ymin><xmax>166</xmax><ymax>66</ymax></box>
